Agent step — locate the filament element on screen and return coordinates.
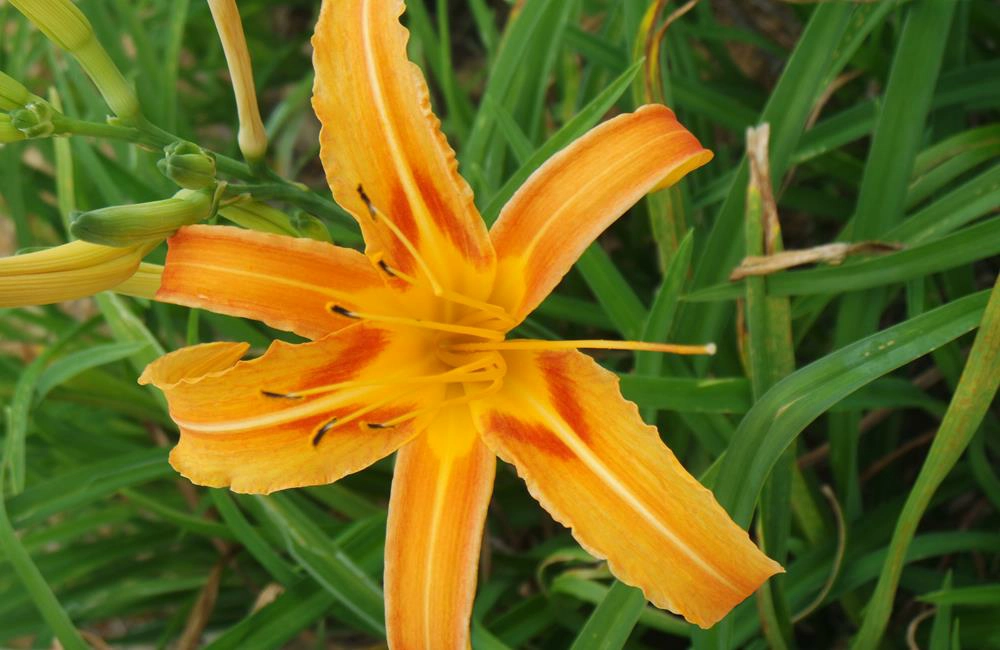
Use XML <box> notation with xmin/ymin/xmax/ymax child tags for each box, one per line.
<box><xmin>449</xmin><ymin>339</ymin><xmax>718</xmax><ymax>355</ymax></box>
<box><xmin>371</xmin><ymin>251</ymin><xmax>515</xmax><ymax>328</ymax></box>
<box><xmin>310</xmin><ymin>353</ymin><xmax>506</xmax><ymax>445</ymax></box>
<box><xmin>373</xmin><ymin>353</ymin><xmax>506</xmax><ymax>429</ymax></box>
<box><xmin>262</xmin><ymin>357</ymin><xmax>503</xmax><ymax>400</ymax></box>
<box><xmin>357</xmin><ymin>184</ymin><xmax>443</xmax><ymax>296</ymax></box>
<box><xmin>327</xmin><ymin>303</ymin><xmax>504</xmax><ymax>341</ymax></box>
<box><xmin>311</xmin><ymin>391</ymin><xmax>402</xmax><ymax>446</ymax></box>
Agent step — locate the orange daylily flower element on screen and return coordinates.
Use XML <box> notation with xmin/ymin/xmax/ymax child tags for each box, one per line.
<box><xmin>139</xmin><ymin>0</ymin><xmax>782</xmax><ymax>645</ymax></box>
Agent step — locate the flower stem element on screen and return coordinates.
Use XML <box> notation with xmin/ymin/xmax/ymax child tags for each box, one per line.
<box><xmin>51</xmin><ymin>114</ymin><xmax>357</xmax><ymax>239</ymax></box>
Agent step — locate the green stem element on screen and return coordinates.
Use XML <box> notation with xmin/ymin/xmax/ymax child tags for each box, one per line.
<box><xmin>53</xmin><ymin>114</ymin><xmax>160</xmax><ymax>147</ymax></box>
<box><xmin>52</xmin><ymin>114</ymin><xmax>358</xmax><ymax>239</ymax></box>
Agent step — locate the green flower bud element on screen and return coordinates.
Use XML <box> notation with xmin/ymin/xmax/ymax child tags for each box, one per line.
<box><xmin>0</xmin><ymin>114</ymin><xmax>27</xmax><ymax>144</ymax></box>
<box><xmin>70</xmin><ymin>190</ymin><xmax>214</xmax><ymax>247</ymax></box>
<box><xmin>219</xmin><ymin>200</ymin><xmax>299</xmax><ymax>237</ymax></box>
<box><xmin>291</xmin><ymin>211</ymin><xmax>333</xmax><ymax>243</ymax></box>
<box><xmin>9</xmin><ymin>0</ymin><xmax>140</xmax><ymax>119</ymax></box>
<box><xmin>10</xmin><ymin>101</ymin><xmax>54</xmax><ymax>138</ymax></box>
<box><xmin>158</xmin><ymin>142</ymin><xmax>218</xmax><ymax>190</ymax></box>
<box><xmin>0</xmin><ymin>71</ymin><xmax>37</xmax><ymax>111</ymax></box>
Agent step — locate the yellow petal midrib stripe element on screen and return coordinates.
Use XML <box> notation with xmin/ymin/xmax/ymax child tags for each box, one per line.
<box><xmin>514</xmin><ymin>130</ymin><xmax>690</xmax><ymax>266</ymax></box>
<box><xmin>519</xmin><ymin>392</ymin><xmax>740</xmax><ymax>594</ymax></box>
<box><xmin>167</xmin><ymin>259</ymin><xmax>356</xmax><ymax>301</ymax></box>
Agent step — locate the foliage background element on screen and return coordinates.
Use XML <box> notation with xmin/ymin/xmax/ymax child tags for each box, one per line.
<box><xmin>0</xmin><ymin>0</ymin><xmax>998</xmax><ymax>648</ymax></box>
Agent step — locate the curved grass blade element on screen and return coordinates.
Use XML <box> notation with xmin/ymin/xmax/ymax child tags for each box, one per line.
<box><xmin>851</xmin><ymin>276</ymin><xmax>1000</xmax><ymax>648</ymax></box>
<box><xmin>483</xmin><ymin>59</ymin><xmax>643</xmax><ymax>220</ymax></box>
<box><xmin>253</xmin><ymin>493</ymin><xmax>386</xmax><ymax>636</ymax></box>
<box><xmin>711</xmin><ymin>288</ymin><xmax>990</xmax><ymax>527</ymax></box>
<box><xmin>688</xmin><ymin>217</ymin><xmax>1000</xmax><ymax>302</ymax></box>
<box><xmin>0</xmin><ymin>489</ymin><xmax>89</xmax><ymax>650</ymax></box>
<box><xmin>35</xmin><ymin>341</ymin><xmax>150</xmax><ymax>400</ymax></box>
<box><xmin>569</xmin><ymin>580</ymin><xmax>646</xmax><ymax>650</ymax></box>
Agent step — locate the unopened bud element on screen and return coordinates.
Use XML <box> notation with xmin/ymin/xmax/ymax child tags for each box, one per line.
<box><xmin>291</xmin><ymin>211</ymin><xmax>332</xmax><ymax>243</ymax></box>
<box><xmin>0</xmin><ymin>71</ymin><xmax>38</xmax><ymax>111</ymax></box>
<box><xmin>0</xmin><ymin>114</ymin><xmax>27</xmax><ymax>144</ymax></box>
<box><xmin>207</xmin><ymin>0</ymin><xmax>267</xmax><ymax>162</ymax></box>
<box><xmin>11</xmin><ymin>101</ymin><xmax>55</xmax><ymax>138</ymax></box>
<box><xmin>158</xmin><ymin>142</ymin><xmax>218</xmax><ymax>190</ymax></box>
<box><xmin>0</xmin><ymin>240</ymin><xmax>146</xmax><ymax>307</ymax></box>
<box><xmin>219</xmin><ymin>199</ymin><xmax>299</xmax><ymax>237</ymax></box>
<box><xmin>71</xmin><ymin>189</ymin><xmax>214</xmax><ymax>247</ymax></box>
<box><xmin>9</xmin><ymin>0</ymin><xmax>140</xmax><ymax>119</ymax></box>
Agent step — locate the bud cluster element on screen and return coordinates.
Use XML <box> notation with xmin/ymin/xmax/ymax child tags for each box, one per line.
<box><xmin>10</xmin><ymin>101</ymin><xmax>55</xmax><ymax>138</ymax></box>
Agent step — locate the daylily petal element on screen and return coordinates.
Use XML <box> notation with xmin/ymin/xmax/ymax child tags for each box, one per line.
<box><xmin>312</xmin><ymin>0</ymin><xmax>495</xmax><ymax>299</ymax></box>
<box><xmin>156</xmin><ymin>225</ymin><xmax>406</xmax><ymax>341</ymax></box>
<box><xmin>139</xmin><ymin>323</ymin><xmax>442</xmax><ymax>494</ymax></box>
<box><xmin>385</xmin><ymin>403</ymin><xmax>494</xmax><ymax>649</ymax></box>
<box><xmin>472</xmin><ymin>350</ymin><xmax>781</xmax><ymax>628</ymax></box>
<box><xmin>489</xmin><ymin>105</ymin><xmax>712</xmax><ymax>322</ymax></box>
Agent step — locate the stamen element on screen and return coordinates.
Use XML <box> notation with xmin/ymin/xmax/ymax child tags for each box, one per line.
<box><xmin>376</xmin><ymin>353</ymin><xmax>507</xmax><ymax>429</ymax></box>
<box><xmin>261</xmin><ymin>390</ymin><xmax>304</xmax><ymax>400</ymax></box>
<box><xmin>261</xmin><ymin>357</ymin><xmax>503</xmax><ymax>400</ymax></box>
<box><xmin>327</xmin><ymin>303</ymin><xmax>504</xmax><ymax>340</ymax></box>
<box><xmin>357</xmin><ymin>184</ymin><xmax>443</xmax><ymax>296</ymax></box>
<box><xmin>376</xmin><ymin>258</ymin><xmax>396</xmax><ymax>278</ymax></box>
<box><xmin>331</xmin><ymin>304</ymin><xmax>359</xmax><ymax>319</ymax></box>
<box><xmin>312</xmin><ymin>418</ymin><xmax>338</xmax><ymax>446</ymax></box>
<box><xmin>307</xmin><ymin>353</ymin><xmax>506</xmax><ymax>446</ymax></box>
<box><xmin>371</xmin><ymin>252</ymin><xmax>516</xmax><ymax>328</ymax></box>
<box><xmin>450</xmin><ymin>339</ymin><xmax>718</xmax><ymax>356</ymax></box>
<box><xmin>311</xmin><ymin>393</ymin><xmax>399</xmax><ymax>446</ymax></box>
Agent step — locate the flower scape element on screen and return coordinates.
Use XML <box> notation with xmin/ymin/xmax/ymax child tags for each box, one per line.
<box><xmin>131</xmin><ymin>0</ymin><xmax>783</xmax><ymax>646</ymax></box>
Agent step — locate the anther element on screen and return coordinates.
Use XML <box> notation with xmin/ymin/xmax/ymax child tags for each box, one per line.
<box><xmin>261</xmin><ymin>390</ymin><xmax>303</xmax><ymax>400</ymax></box>
<box><xmin>364</xmin><ymin>422</ymin><xmax>395</xmax><ymax>430</ymax></box>
<box><xmin>357</xmin><ymin>184</ymin><xmax>377</xmax><ymax>220</ymax></box>
<box><xmin>377</xmin><ymin>259</ymin><xmax>396</xmax><ymax>277</ymax></box>
<box><xmin>330</xmin><ymin>304</ymin><xmax>360</xmax><ymax>319</ymax></box>
<box><xmin>312</xmin><ymin>418</ymin><xmax>339</xmax><ymax>447</ymax></box>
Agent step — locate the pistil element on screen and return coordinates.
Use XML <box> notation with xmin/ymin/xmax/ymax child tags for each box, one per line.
<box><xmin>328</xmin><ymin>303</ymin><xmax>505</xmax><ymax>340</ymax></box>
<box><xmin>449</xmin><ymin>339</ymin><xmax>717</xmax><ymax>356</ymax></box>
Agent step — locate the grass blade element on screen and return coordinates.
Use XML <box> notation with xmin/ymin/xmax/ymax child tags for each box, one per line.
<box><xmin>851</xmin><ymin>276</ymin><xmax>1000</xmax><ymax>648</ymax></box>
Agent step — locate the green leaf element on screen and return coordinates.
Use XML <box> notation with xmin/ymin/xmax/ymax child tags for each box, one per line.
<box><xmin>483</xmin><ymin>59</ymin><xmax>643</xmax><ymax>221</ymax></box>
<box><xmin>35</xmin><ymin>341</ymin><xmax>150</xmax><ymax>399</ymax></box>
<box><xmin>711</xmin><ymin>288</ymin><xmax>990</xmax><ymax>527</ymax></box>
<box><xmin>851</xmin><ymin>276</ymin><xmax>1000</xmax><ymax>648</ymax></box>
<box><xmin>921</xmin><ymin>585</ymin><xmax>1000</xmax><ymax>608</ymax></box>
<box><xmin>253</xmin><ymin>493</ymin><xmax>386</xmax><ymax>636</ymax></box>
<box><xmin>569</xmin><ymin>580</ymin><xmax>646</xmax><ymax>650</ymax></box>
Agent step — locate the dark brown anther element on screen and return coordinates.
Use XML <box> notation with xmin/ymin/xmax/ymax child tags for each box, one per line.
<box><xmin>312</xmin><ymin>418</ymin><xmax>338</xmax><ymax>446</ymax></box>
<box><xmin>365</xmin><ymin>422</ymin><xmax>395</xmax><ymax>430</ymax></box>
<box><xmin>357</xmin><ymin>184</ymin><xmax>377</xmax><ymax>220</ymax></box>
<box><xmin>330</xmin><ymin>304</ymin><xmax>359</xmax><ymax>318</ymax></box>
<box><xmin>377</xmin><ymin>259</ymin><xmax>396</xmax><ymax>277</ymax></box>
<box><xmin>261</xmin><ymin>390</ymin><xmax>303</xmax><ymax>400</ymax></box>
